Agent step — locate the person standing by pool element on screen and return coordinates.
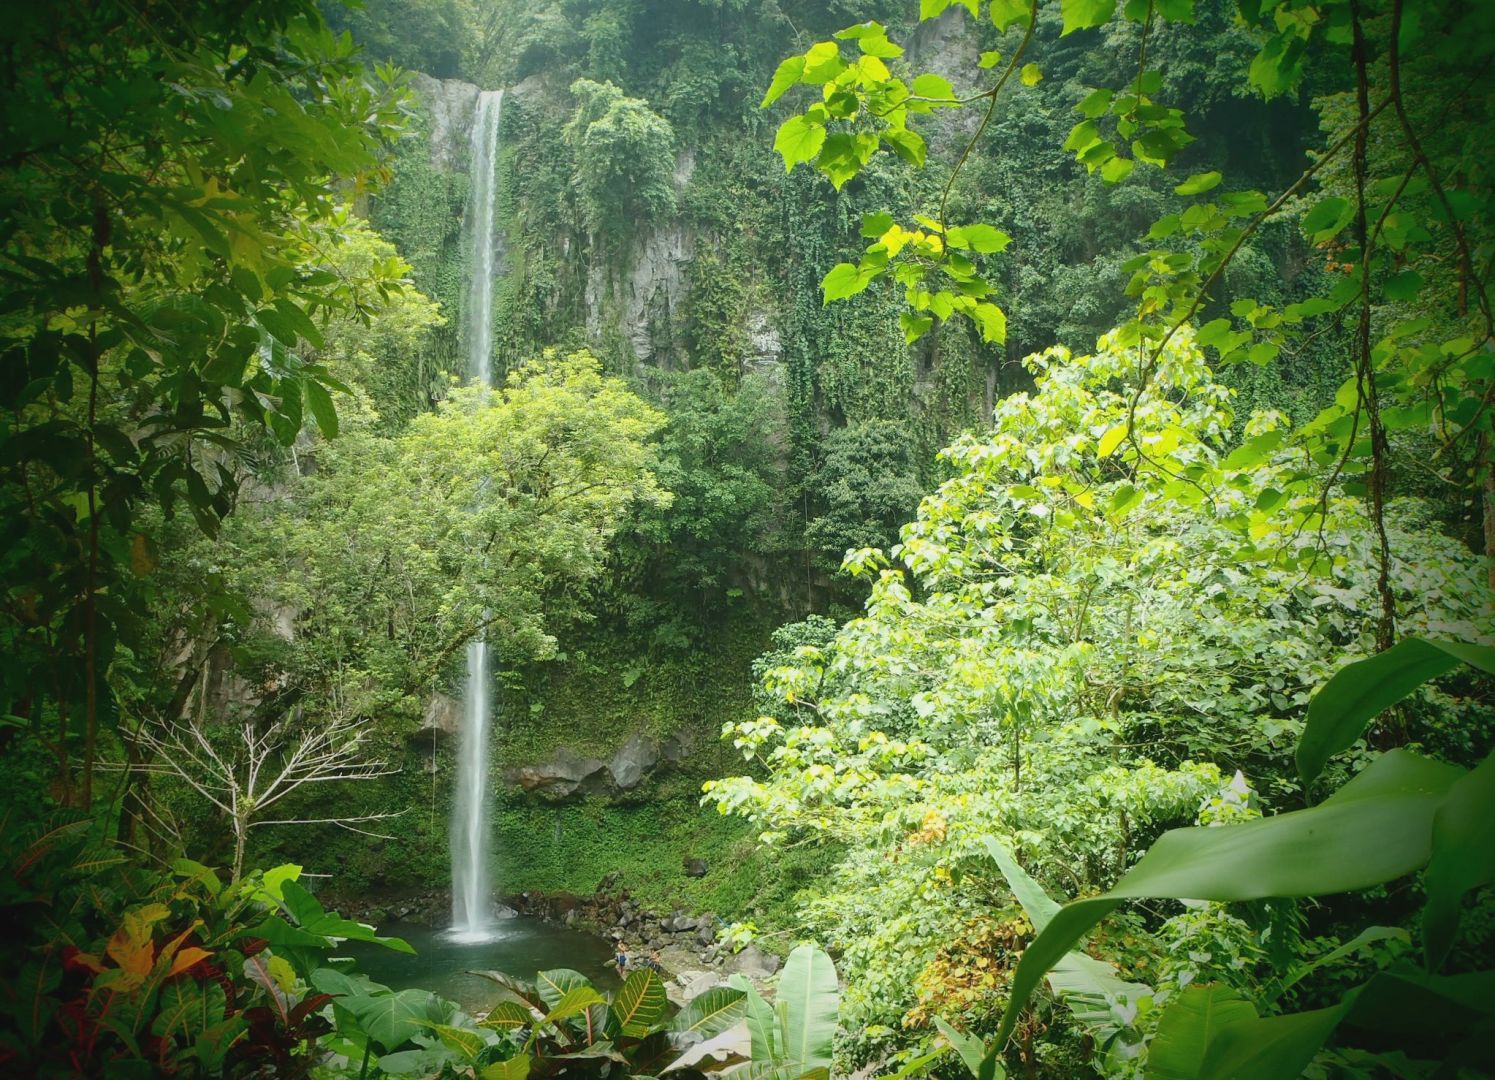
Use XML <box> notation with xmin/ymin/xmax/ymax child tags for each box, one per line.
<box><xmin>611</xmin><ymin>939</ymin><xmax>630</xmax><ymax>972</ymax></box>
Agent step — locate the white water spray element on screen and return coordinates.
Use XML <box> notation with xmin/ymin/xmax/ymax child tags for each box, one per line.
<box><xmin>450</xmin><ymin>89</ymin><xmax>504</xmax><ymax>943</ymax></box>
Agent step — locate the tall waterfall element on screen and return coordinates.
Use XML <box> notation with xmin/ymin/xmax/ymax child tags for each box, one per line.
<box><xmin>450</xmin><ymin>89</ymin><xmax>504</xmax><ymax>943</ymax></box>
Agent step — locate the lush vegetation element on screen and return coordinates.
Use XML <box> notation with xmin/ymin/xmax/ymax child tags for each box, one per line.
<box><xmin>1</xmin><ymin>0</ymin><xmax>1491</xmax><ymax>1076</ymax></box>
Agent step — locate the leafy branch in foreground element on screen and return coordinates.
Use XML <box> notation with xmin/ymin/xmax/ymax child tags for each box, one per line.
<box><xmin>762</xmin><ymin>0</ymin><xmax>1495</xmax><ymax>600</ymax></box>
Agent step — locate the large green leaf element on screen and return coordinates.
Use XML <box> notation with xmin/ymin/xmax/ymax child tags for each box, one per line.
<box><xmin>1297</xmin><ymin>638</ymin><xmax>1495</xmax><ymax>789</ymax></box>
<box><xmin>992</xmin><ymin>749</ymin><xmax>1463</xmax><ymax>1049</ymax></box>
<box><xmin>777</xmin><ymin>944</ymin><xmax>838</xmax><ymax>1072</ymax></box>
<box><xmin>1145</xmin><ymin>986</ymin><xmax>1258</xmax><ymax>1079</ymax></box>
<box><xmin>240</xmin><ymin>914</ymin><xmax>329</xmax><ymax>951</ymax></box>
<box><xmin>727</xmin><ymin>974</ymin><xmax>777</xmax><ymax>1062</ymax></box>
<box><xmin>1061</xmin><ymin>0</ymin><xmax>1117</xmax><ymax>34</ymax></box>
<box><xmin>192</xmin><ymin>1015</ymin><xmax>248</xmax><ymax>1071</ymax></box>
<box><xmin>613</xmin><ymin>969</ymin><xmax>668</xmax><ymax>1037</ymax></box>
<box><xmin>278</xmin><ymin>880</ymin><xmax>414</xmax><ymax>952</ymax></box>
<box><xmin>538</xmin><ymin>986</ymin><xmax>607</xmax><ymax>1028</ymax></box>
<box><xmin>1198</xmin><ymin>1004</ymin><xmax>1348</xmax><ymax>1078</ymax></box>
<box><xmin>535</xmin><ymin>968</ymin><xmax>591</xmax><ymax>1011</ymax></box>
<box><xmin>984</xmin><ymin>839</ymin><xmax>1059</xmax><ymax>930</ymax></box>
<box><xmin>774</xmin><ymin>115</ymin><xmax>826</xmax><ymax>171</ymax></box>
<box><xmin>480</xmin><ymin>1055</ymin><xmax>532</xmax><ymax>1080</ymax></box>
<box><xmin>881</xmin><ymin>1046</ymin><xmax>952</xmax><ymax>1080</ymax></box>
<box><xmin>821</xmin><ymin>262</ymin><xmax>875</xmax><ymax>303</ymax></box>
<box><xmin>303</xmin><ymin>378</ymin><xmax>338</xmax><ymax>439</ymax></box>
<box><xmin>1422</xmin><ymin>749</ymin><xmax>1495</xmax><ymax>969</ymax></box>
<box><xmin>310</xmin><ymin>968</ymin><xmax>387</xmax><ymax>999</ymax></box>
<box><xmin>945</xmin><ymin>224</ymin><xmax>1011</xmax><ymax>253</ymax></box>
<box><xmin>933</xmin><ymin>1017</ymin><xmax>988</xmax><ymax>1078</ymax></box>
<box><xmin>985</xmin><ymin>838</ymin><xmax>1151</xmax><ymax>1046</ymax></box>
<box><xmin>343</xmin><ymin>988</ymin><xmax>440</xmax><ymax>1051</ymax></box>
<box><xmin>479</xmin><ymin>1001</ymin><xmax>535</xmax><ymax>1032</ymax></box>
<box><xmin>762</xmin><ymin>56</ymin><xmax>805</xmax><ymax>108</ymax></box>
<box><xmin>152</xmin><ymin>980</ymin><xmax>226</xmax><ymax>1045</ymax></box>
<box><xmin>667</xmin><ymin>986</ymin><xmax>748</xmax><ymax>1040</ymax></box>
<box><xmin>428</xmin><ymin>1021</ymin><xmax>486</xmax><ymax>1061</ymax></box>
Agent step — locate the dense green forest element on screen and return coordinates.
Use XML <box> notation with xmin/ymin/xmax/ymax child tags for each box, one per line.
<box><xmin>1</xmin><ymin>0</ymin><xmax>1493</xmax><ymax>1075</ymax></box>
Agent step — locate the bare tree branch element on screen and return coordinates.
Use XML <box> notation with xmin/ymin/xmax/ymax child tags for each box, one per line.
<box><xmin>125</xmin><ymin>711</ymin><xmax>399</xmax><ymax>880</ymax></box>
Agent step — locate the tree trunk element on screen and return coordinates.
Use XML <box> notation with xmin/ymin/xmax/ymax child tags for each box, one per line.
<box><xmin>233</xmin><ymin>818</ymin><xmax>248</xmax><ymax>883</ymax></box>
<box><xmin>1484</xmin><ymin>471</ymin><xmax>1495</xmax><ymax>590</ymax></box>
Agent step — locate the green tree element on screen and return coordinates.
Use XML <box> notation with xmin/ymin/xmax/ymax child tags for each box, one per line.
<box><xmin>608</xmin><ymin>368</ymin><xmax>789</xmax><ymax>645</ymax></box>
<box><xmin>706</xmin><ymin>333</ymin><xmax>1492</xmax><ymax>1051</ymax></box>
<box><xmin>320</xmin><ymin>0</ymin><xmax>478</xmax><ymax>78</ymax></box>
<box><xmin>0</xmin><ymin>0</ymin><xmax>409</xmax><ymax>808</ymax></box>
<box><xmin>564</xmin><ymin>79</ymin><xmax>679</xmax><ymax>241</ymax></box>
<box><xmin>805</xmin><ymin>418</ymin><xmax>926</xmax><ymax>572</ymax></box>
<box><xmin>211</xmin><ymin>349</ymin><xmax>668</xmax><ymax>725</ymax></box>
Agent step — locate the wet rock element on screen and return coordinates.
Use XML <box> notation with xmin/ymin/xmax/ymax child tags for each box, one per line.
<box><xmin>608</xmin><ymin>733</ymin><xmax>659</xmax><ymax>790</ymax></box>
<box><xmin>585</xmin><ymin>225</ymin><xmax>693</xmax><ymax>364</ymax></box>
<box><xmin>696</xmin><ymin>923</ymin><xmax>716</xmax><ymax>946</ymax></box>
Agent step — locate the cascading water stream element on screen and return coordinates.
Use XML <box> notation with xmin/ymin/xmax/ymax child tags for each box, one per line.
<box><xmin>450</xmin><ymin>89</ymin><xmax>504</xmax><ymax>943</ymax></box>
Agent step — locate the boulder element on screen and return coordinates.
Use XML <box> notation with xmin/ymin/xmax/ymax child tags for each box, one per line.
<box><xmin>418</xmin><ymin>693</ymin><xmax>462</xmax><ymax>739</ymax></box>
<box><xmin>510</xmin><ymin>748</ymin><xmax>608</xmax><ymax>800</ymax></box>
<box><xmin>728</xmin><ymin>945</ymin><xmax>781</xmax><ymax>980</ymax></box>
<box><xmin>669</xmin><ymin>970</ymin><xmax>725</xmax><ymax>1007</ymax></box>
<box><xmin>608</xmin><ymin>733</ymin><xmax>659</xmax><ymax>790</ymax></box>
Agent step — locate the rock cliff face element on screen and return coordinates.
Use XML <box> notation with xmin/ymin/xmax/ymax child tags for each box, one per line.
<box><xmin>408</xmin><ymin>75</ymin><xmax>713</xmax><ymax>371</ymax></box>
<box><xmin>409</xmin><ymin>74</ymin><xmax>480</xmax><ymax>171</ymax></box>
<box><xmin>585</xmin><ymin>224</ymin><xmax>694</xmax><ymax>364</ymax></box>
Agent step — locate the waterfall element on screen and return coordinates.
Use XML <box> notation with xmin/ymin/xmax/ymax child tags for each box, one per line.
<box><xmin>465</xmin><ymin>89</ymin><xmax>503</xmax><ymax>387</ymax></box>
<box><xmin>450</xmin><ymin>88</ymin><xmax>504</xmax><ymax>943</ymax></box>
